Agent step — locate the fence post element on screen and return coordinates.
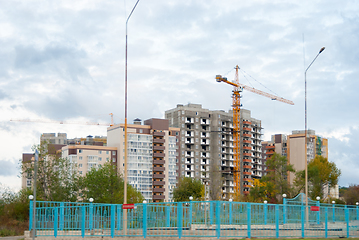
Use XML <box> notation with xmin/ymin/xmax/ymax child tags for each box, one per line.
<box><xmin>81</xmin><ymin>206</ymin><xmax>85</xmax><ymax>238</ymax></box>
<box><xmin>229</xmin><ymin>200</ymin><xmax>233</xmax><ymax>225</ymax></box>
<box><xmin>177</xmin><ymin>203</ymin><xmax>182</xmax><ymax>239</ymax></box>
<box><xmin>210</xmin><ymin>202</ymin><xmax>214</xmax><ymax>225</ymax></box>
<box><xmin>316</xmin><ymin>199</ymin><xmax>320</xmax><ymax>225</ymax></box>
<box><xmin>143</xmin><ymin>202</ymin><xmax>147</xmax><ymax>239</ymax></box>
<box><xmin>60</xmin><ymin>202</ymin><xmax>64</xmax><ymax>231</ymax></box>
<box><xmin>29</xmin><ymin>200</ymin><xmax>33</xmax><ymax>231</ymax></box>
<box><xmin>54</xmin><ymin>207</ymin><xmax>58</xmax><ymax>238</ymax></box>
<box><xmin>357</xmin><ymin>205</ymin><xmax>359</xmax><ymax>220</ymax></box>
<box><xmin>332</xmin><ymin>203</ymin><xmax>335</xmax><ymax>222</ymax></box>
<box><xmin>301</xmin><ymin>205</ymin><xmax>304</xmax><ymax>238</ymax></box>
<box><xmin>247</xmin><ymin>203</ymin><xmax>251</xmax><ymax>239</ymax></box>
<box><xmin>216</xmin><ymin>202</ymin><xmax>221</xmax><ymax>239</ymax></box>
<box><xmin>325</xmin><ymin>207</ymin><xmax>328</xmax><ymax>238</ymax></box>
<box><xmin>346</xmin><ymin>207</ymin><xmax>349</xmax><ymax>238</ymax></box>
<box><xmin>89</xmin><ymin>202</ymin><xmax>93</xmax><ymax>231</ymax></box>
<box><xmin>264</xmin><ymin>202</ymin><xmax>267</xmax><ymax>225</ymax></box>
<box><xmin>275</xmin><ymin>205</ymin><xmax>279</xmax><ymax>238</ymax></box>
<box><xmin>117</xmin><ymin>205</ymin><xmax>122</xmax><ymax>230</ymax></box>
<box><xmin>111</xmin><ymin>205</ymin><xmax>115</xmax><ymax>238</ymax></box>
<box><xmin>283</xmin><ymin>196</ymin><xmax>287</xmax><ymax>224</ymax></box>
<box><xmin>189</xmin><ymin>200</ymin><xmax>193</xmax><ymax>229</ymax></box>
<box><xmin>166</xmin><ymin>205</ymin><xmax>170</xmax><ymax>227</ymax></box>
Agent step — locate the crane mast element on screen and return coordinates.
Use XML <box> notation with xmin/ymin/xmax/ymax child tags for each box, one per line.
<box><xmin>232</xmin><ymin>66</ymin><xmax>242</xmax><ymax>197</ymax></box>
<box><xmin>216</xmin><ymin>65</ymin><xmax>294</xmax><ymax>198</ymax></box>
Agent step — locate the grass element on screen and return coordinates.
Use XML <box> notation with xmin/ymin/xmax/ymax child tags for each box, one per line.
<box><xmin>0</xmin><ymin>216</ymin><xmax>28</xmax><ymax>237</ymax></box>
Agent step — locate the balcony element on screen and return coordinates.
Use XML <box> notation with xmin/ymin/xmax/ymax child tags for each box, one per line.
<box><xmin>153</xmin><ymin>167</ymin><xmax>165</xmax><ymax>171</ymax></box>
<box><xmin>243</xmin><ymin>153</ymin><xmax>251</xmax><ymax>157</ymax></box>
<box><xmin>153</xmin><ymin>181</ymin><xmax>165</xmax><ymax>186</ymax></box>
<box><xmin>243</xmin><ymin>134</ymin><xmax>251</xmax><ymax>138</ymax></box>
<box><xmin>243</xmin><ymin>146</ymin><xmax>251</xmax><ymax>150</ymax></box>
<box><xmin>153</xmin><ymin>174</ymin><xmax>165</xmax><ymax>178</ymax></box>
<box><xmin>154</xmin><ymin>160</ymin><xmax>165</xmax><ymax>164</ymax></box>
<box><xmin>153</xmin><ymin>145</ymin><xmax>165</xmax><ymax>151</ymax></box>
<box><xmin>153</xmin><ymin>188</ymin><xmax>165</xmax><ymax>193</ymax></box>
<box><xmin>243</xmin><ymin>159</ymin><xmax>251</xmax><ymax>163</ymax></box>
<box><xmin>243</xmin><ymin>127</ymin><xmax>251</xmax><ymax>131</ymax></box>
<box><xmin>243</xmin><ymin>140</ymin><xmax>251</xmax><ymax>144</ymax></box>
<box><xmin>153</xmin><ymin>152</ymin><xmax>165</xmax><ymax>158</ymax></box>
<box><xmin>153</xmin><ymin>131</ymin><xmax>165</xmax><ymax>136</ymax></box>
<box><xmin>243</xmin><ymin>171</ymin><xmax>251</xmax><ymax>175</ymax></box>
<box><xmin>243</xmin><ymin>165</ymin><xmax>251</xmax><ymax>169</ymax></box>
<box><xmin>153</xmin><ymin>195</ymin><xmax>165</xmax><ymax>200</ymax></box>
<box><xmin>243</xmin><ymin>121</ymin><xmax>251</xmax><ymax>125</ymax></box>
<box><xmin>153</xmin><ymin>138</ymin><xmax>165</xmax><ymax>143</ymax></box>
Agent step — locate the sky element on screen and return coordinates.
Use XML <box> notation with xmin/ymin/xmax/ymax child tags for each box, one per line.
<box><xmin>0</xmin><ymin>0</ymin><xmax>358</xmax><ymax>191</ymax></box>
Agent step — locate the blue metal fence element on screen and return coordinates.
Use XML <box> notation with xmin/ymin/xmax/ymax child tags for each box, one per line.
<box><xmin>29</xmin><ymin>200</ymin><xmax>359</xmax><ymax>238</ymax></box>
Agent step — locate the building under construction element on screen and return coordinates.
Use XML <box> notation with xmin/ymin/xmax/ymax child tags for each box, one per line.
<box><xmin>165</xmin><ymin>103</ymin><xmax>264</xmax><ymax>200</ymax></box>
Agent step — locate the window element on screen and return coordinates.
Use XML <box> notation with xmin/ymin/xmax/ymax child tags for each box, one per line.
<box><xmin>113</xmin><ymin>158</ymin><xmax>116</xmax><ymax>162</ymax></box>
<box><xmin>79</xmin><ymin>156</ymin><xmax>82</xmax><ymax>160</ymax></box>
<box><xmin>79</xmin><ymin>149</ymin><xmax>82</xmax><ymax>153</ymax></box>
<box><xmin>79</xmin><ymin>171</ymin><xmax>82</xmax><ymax>174</ymax></box>
<box><xmin>106</xmin><ymin>151</ymin><xmax>109</xmax><ymax>154</ymax></box>
<box><xmin>79</xmin><ymin>164</ymin><xmax>82</xmax><ymax>167</ymax></box>
<box><xmin>112</xmin><ymin>151</ymin><xmax>116</xmax><ymax>156</ymax></box>
<box><xmin>99</xmin><ymin>150</ymin><xmax>102</xmax><ymax>154</ymax></box>
<box><xmin>99</xmin><ymin>157</ymin><xmax>102</xmax><ymax>161</ymax></box>
<box><xmin>106</xmin><ymin>157</ymin><xmax>109</xmax><ymax>161</ymax></box>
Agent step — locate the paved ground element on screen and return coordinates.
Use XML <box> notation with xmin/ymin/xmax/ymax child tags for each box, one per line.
<box><xmin>0</xmin><ymin>236</ymin><xmax>24</xmax><ymax>240</ymax></box>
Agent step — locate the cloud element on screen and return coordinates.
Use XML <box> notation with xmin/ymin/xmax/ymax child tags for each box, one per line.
<box><xmin>0</xmin><ymin>159</ymin><xmax>18</xmax><ymax>177</ymax></box>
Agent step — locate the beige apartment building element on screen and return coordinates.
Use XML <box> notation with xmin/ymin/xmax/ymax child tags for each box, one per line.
<box><xmin>107</xmin><ymin>118</ymin><xmax>180</xmax><ymax>202</ymax></box>
<box><xmin>61</xmin><ymin>145</ymin><xmax>117</xmax><ymax>177</ymax></box>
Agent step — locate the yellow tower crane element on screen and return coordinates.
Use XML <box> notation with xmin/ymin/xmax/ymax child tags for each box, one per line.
<box><xmin>216</xmin><ymin>65</ymin><xmax>294</xmax><ymax>198</ymax></box>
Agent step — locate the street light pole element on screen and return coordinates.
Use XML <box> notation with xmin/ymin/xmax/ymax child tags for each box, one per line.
<box><xmin>124</xmin><ymin>0</ymin><xmax>140</xmax><ymax>234</ymax></box>
<box><xmin>304</xmin><ymin>46</ymin><xmax>325</xmax><ymax>223</ymax></box>
<box><xmin>32</xmin><ymin>149</ymin><xmax>39</xmax><ymax>240</ymax></box>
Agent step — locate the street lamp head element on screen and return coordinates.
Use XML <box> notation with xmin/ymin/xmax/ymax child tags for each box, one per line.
<box><xmin>356</xmin><ymin>202</ymin><xmax>359</xmax><ymax>206</ymax></box>
<box><xmin>143</xmin><ymin>200</ymin><xmax>147</xmax><ymax>204</ymax></box>
<box><xmin>319</xmin><ymin>47</ymin><xmax>325</xmax><ymax>53</ymax></box>
<box><xmin>229</xmin><ymin>199</ymin><xmax>233</xmax><ymax>202</ymax></box>
<box><xmin>332</xmin><ymin>200</ymin><xmax>335</xmax><ymax>204</ymax></box>
<box><xmin>189</xmin><ymin>196</ymin><xmax>193</xmax><ymax>201</ymax></box>
<box><xmin>89</xmin><ymin>198</ymin><xmax>94</xmax><ymax>203</ymax></box>
<box><xmin>316</xmin><ymin>196</ymin><xmax>320</xmax><ymax>201</ymax></box>
<box><xmin>28</xmin><ymin>195</ymin><xmax>34</xmax><ymax>200</ymax></box>
<box><xmin>282</xmin><ymin>194</ymin><xmax>287</xmax><ymax>198</ymax></box>
<box><xmin>264</xmin><ymin>200</ymin><xmax>268</xmax><ymax>204</ymax></box>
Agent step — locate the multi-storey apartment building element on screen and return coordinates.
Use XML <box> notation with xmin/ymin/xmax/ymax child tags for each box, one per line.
<box><xmin>41</xmin><ymin>133</ymin><xmax>67</xmax><ymax>145</ymax></box>
<box><xmin>165</xmin><ymin>103</ymin><xmax>263</xmax><ymax>199</ymax></box>
<box><xmin>287</xmin><ymin>130</ymin><xmax>328</xmax><ymax>184</ymax></box>
<box><xmin>61</xmin><ymin>145</ymin><xmax>117</xmax><ymax>177</ymax></box>
<box><xmin>264</xmin><ymin>130</ymin><xmax>335</xmax><ymax>199</ymax></box>
<box><xmin>107</xmin><ymin>118</ymin><xmax>180</xmax><ymax>202</ymax></box>
<box><xmin>262</xmin><ymin>134</ymin><xmax>287</xmax><ymax>161</ymax></box>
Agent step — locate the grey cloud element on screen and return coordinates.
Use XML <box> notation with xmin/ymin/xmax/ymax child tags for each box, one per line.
<box><xmin>14</xmin><ymin>43</ymin><xmax>90</xmax><ymax>82</ymax></box>
<box><xmin>328</xmin><ymin>128</ymin><xmax>359</xmax><ymax>186</ymax></box>
<box><xmin>0</xmin><ymin>159</ymin><xmax>18</xmax><ymax>177</ymax></box>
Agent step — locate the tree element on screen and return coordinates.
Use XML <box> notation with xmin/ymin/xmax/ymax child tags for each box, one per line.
<box><xmin>249</xmin><ymin>153</ymin><xmax>295</xmax><ymax>203</ymax></box>
<box><xmin>79</xmin><ymin>163</ymin><xmax>144</xmax><ymax>204</ymax></box>
<box><xmin>343</xmin><ymin>185</ymin><xmax>359</xmax><ymax>205</ymax></box>
<box><xmin>21</xmin><ymin>142</ymin><xmax>81</xmax><ymax>202</ymax></box>
<box><xmin>172</xmin><ymin>177</ymin><xmax>204</xmax><ymax>202</ymax></box>
<box><xmin>294</xmin><ymin>155</ymin><xmax>341</xmax><ymax>200</ymax></box>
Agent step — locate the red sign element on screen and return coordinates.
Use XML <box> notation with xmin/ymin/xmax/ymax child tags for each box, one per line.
<box><xmin>310</xmin><ymin>206</ymin><xmax>320</xmax><ymax>211</ymax></box>
<box><xmin>122</xmin><ymin>204</ymin><xmax>135</xmax><ymax>209</ymax></box>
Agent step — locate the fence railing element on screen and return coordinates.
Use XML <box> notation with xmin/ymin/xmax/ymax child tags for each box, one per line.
<box><xmin>29</xmin><ymin>200</ymin><xmax>359</xmax><ymax>238</ymax></box>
